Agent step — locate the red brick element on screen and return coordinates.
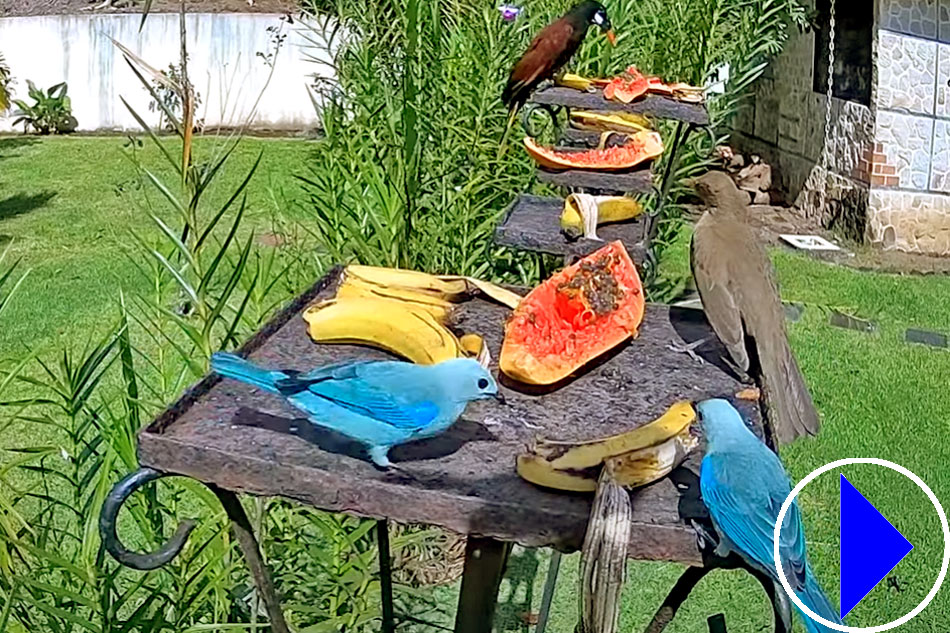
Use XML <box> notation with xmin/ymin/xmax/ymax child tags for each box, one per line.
<box><xmin>870</xmin><ymin>175</ymin><xmax>888</xmax><ymax>186</ymax></box>
<box><xmin>872</xmin><ymin>152</ymin><xmax>888</xmax><ymax>163</ymax></box>
<box><xmin>885</xmin><ymin>175</ymin><xmax>900</xmax><ymax>186</ymax></box>
<box><xmin>872</xmin><ymin>163</ymin><xmax>885</xmax><ymax>175</ymax></box>
<box><xmin>879</xmin><ymin>164</ymin><xmax>897</xmax><ymax>175</ymax></box>
<box><xmin>875</xmin><ymin>142</ymin><xmax>885</xmax><ymax>152</ymax></box>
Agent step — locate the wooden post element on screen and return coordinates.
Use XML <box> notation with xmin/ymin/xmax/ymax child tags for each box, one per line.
<box><xmin>454</xmin><ymin>537</ymin><xmax>512</xmax><ymax>633</ymax></box>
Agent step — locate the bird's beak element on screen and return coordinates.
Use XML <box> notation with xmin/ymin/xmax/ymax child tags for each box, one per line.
<box><xmin>605</xmin><ymin>29</ymin><xmax>617</xmax><ymax>46</ymax></box>
<box><xmin>494</xmin><ymin>392</ymin><xmax>507</xmax><ymax>405</ymax></box>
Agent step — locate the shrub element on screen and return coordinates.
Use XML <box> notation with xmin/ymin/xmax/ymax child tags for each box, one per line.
<box><xmin>11</xmin><ymin>80</ymin><xmax>77</xmax><ymax>135</ymax></box>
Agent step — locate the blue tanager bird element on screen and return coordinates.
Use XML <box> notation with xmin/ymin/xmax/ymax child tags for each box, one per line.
<box><xmin>211</xmin><ymin>352</ymin><xmax>501</xmax><ymax>468</ymax></box>
<box><xmin>697</xmin><ymin>399</ymin><xmax>842</xmax><ymax>633</ymax></box>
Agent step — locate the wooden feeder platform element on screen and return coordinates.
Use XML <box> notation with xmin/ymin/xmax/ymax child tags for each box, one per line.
<box><xmin>494</xmin><ymin>194</ymin><xmax>648</xmax><ymax>262</ymax></box>
<box><xmin>100</xmin><ymin>267</ymin><xmax>768</xmax><ymax>633</ymax></box>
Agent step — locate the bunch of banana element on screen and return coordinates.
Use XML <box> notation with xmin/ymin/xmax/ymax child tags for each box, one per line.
<box><xmin>303</xmin><ymin>266</ymin><xmax>517</xmax><ymax>367</ymax></box>
<box><xmin>516</xmin><ymin>401</ymin><xmax>698</xmax><ymax>492</ymax></box>
<box><xmin>560</xmin><ymin>193</ymin><xmax>644</xmax><ymax>240</ymax></box>
<box><xmin>570</xmin><ymin>110</ymin><xmax>652</xmax><ymax>134</ymax></box>
<box><xmin>303</xmin><ymin>297</ymin><xmax>465</xmax><ymax>365</ymax></box>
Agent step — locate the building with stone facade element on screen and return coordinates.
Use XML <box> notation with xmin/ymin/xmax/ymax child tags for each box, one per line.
<box><xmin>734</xmin><ymin>0</ymin><xmax>950</xmax><ymax>255</ymax></box>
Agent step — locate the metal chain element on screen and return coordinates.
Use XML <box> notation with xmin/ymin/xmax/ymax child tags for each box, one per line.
<box><xmin>818</xmin><ymin>0</ymin><xmax>836</xmax><ymax>215</ymax></box>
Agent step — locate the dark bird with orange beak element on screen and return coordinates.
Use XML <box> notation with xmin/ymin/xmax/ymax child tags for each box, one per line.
<box><xmin>499</xmin><ymin>1</ymin><xmax>615</xmax><ymax>150</ymax></box>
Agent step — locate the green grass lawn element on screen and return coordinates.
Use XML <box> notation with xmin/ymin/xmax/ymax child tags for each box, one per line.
<box><xmin>4</xmin><ymin>136</ymin><xmax>950</xmax><ymax>632</ymax></box>
<box><xmin>0</xmin><ymin>135</ymin><xmax>310</xmax><ymax>360</ymax></box>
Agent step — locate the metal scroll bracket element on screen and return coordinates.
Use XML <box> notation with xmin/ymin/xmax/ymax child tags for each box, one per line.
<box><xmin>100</xmin><ymin>467</ymin><xmax>293</xmax><ymax>633</ymax></box>
<box><xmin>521</xmin><ymin>102</ymin><xmax>566</xmax><ymax>140</ymax></box>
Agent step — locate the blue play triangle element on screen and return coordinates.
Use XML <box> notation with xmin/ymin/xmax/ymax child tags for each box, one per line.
<box><xmin>840</xmin><ymin>474</ymin><xmax>913</xmax><ymax>617</ymax></box>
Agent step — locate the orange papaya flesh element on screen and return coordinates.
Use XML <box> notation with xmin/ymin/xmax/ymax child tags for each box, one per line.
<box><xmin>522</xmin><ymin>132</ymin><xmax>663</xmax><ymax>171</ymax></box>
<box><xmin>603</xmin><ymin>66</ymin><xmax>650</xmax><ymax>103</ymax></box>
<box><xmin>500</xmin><ymin>241</ymin><xmax>645</xmax><ymax>385</ymax></box>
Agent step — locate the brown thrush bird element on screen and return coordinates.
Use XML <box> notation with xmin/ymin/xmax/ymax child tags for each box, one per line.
<box><xmin>689</xmin><ymin>170</ymin><xmax>820</xmax><ymax>447</ymax></box>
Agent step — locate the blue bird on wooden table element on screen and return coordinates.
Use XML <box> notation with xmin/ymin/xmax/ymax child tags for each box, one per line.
<box><xmin>697</xmin><ymin>398</ymin><xmax>842</xmax><ymax>633</ymax></box>
<box><xmin>211</xmin><ymin>352</ymin><xmax>502</xmax><ymax>469</ymax></box>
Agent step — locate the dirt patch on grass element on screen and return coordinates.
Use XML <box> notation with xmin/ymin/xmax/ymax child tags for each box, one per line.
<box><xmin>0</xmin><ymin>0</ymin><xmax>298</xmax><ymax>18</ymax></box>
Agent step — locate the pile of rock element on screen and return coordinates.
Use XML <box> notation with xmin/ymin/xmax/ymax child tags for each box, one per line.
<box><xmin>715</xmin><ymin>146</ymin><xmax>773</xmax><ymax>205</ymax></box>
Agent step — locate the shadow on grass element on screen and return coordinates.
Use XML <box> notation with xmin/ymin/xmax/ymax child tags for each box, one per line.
<box><xmin>0</xmin><ymin>137</ymin><xmax>41</xmax><ymax>160</ymax></box>
<box><xmin>495</xmin><ymin>547</ymin><xmax>542</xmax><ymax>632</ymax></box>
<box><xmin>0</xmin><ymin>191</ymin><xmax>57</xmax><ymax>220</ymax></box>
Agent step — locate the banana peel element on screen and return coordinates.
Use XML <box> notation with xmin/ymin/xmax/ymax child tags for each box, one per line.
<box><xmin>517</xmin><ymin>429</ymin><xmax>697</xmax><ymax>492</ymax></box>
<box><xmin>335</xmin><ymin>276</ymin><xmax>457</xmax><ymax>321</ymax></box>
<box><xmin>570</xmin><ymin>110</ymin><xmax>652</xmax><ymax>134</ymax></box>
<box><xmin>532</xmin><ymin>401</ymin><xmax>695</xmax><ymax>470</ymax></box>
<box><xmin>556</xmin><ymin>73</ymin><xmax>608</xmax><ymax>92</ymax></box>
<box><xmin>344</xmin><ymin>265</ymin><xmax>521</xmax><ymax>309</ymax></box>
<box><xmin>515</xmin><ymin>401</ymin><xmax>698</xmax><ymax>492</ymax></box>
<box><xmin>561</xmin><ymin>194</ymin><xmax>644</xmax><ymax>240</ymax></box>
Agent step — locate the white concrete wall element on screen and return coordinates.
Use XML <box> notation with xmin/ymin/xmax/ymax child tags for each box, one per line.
<box><xmin>0</xmin><ymin>12</ymin><xmax>333</xmax><ymax>132</ymax></box>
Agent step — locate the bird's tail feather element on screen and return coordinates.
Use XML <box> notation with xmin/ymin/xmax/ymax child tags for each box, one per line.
<box><xmin>762</xmin><ymin>337</ymin><xmax>821</xmax><ymax>444</ymax></box>
<box><xmin>796</xmin><ymin>571</ymin><xmax>843</xmax><ymax>633</ymax></box>
<box><xmin>496</xmin><ymin>106</ymin><xmax>520</xmax><ymax>161</ymax></box>
<box><xmin>210</xmin><ymin>352</ymin><xmax>283</xmax><ymax>395</ymax></box>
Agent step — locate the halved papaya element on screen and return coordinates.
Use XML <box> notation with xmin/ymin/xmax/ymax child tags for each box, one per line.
<box><xmin>500</xmin><ymin>241</ymin><xmax>645</xmax><ymax>385</ymax></box>
<box><xmin>523</xmin><ymin>131</ymin><xmax>663</xmax><ymax>171</ymax></box>
<box><xmin>603</xmin><ymin>66</ymin><xmax>649</xmax><ymax>103</ymax></box>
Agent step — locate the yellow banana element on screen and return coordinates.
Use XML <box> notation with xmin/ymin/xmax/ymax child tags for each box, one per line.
<box><xmin>303</xmin><ymin>297</ymin><xmax>463</xmax><ymax>364</ymax></box>
<box><xmin>343</xmin><ymin>265</ymin><xmax>521</xmax><ymax>309</ymax></box>
<box><xmin>335</xmin><ymin>276</ymin><xmax>456</xmax><ymax>322</ymax></box>
<box><xmin>560</xmin><ymin>194</ymin><xmax>644</xmax><ymax>239</ymax></box>
<box><xmin>516</xmin><ymin>428</ymin><xmax>697</xmax><ymax>492</ymax></box>
<box><xmin>516</xmin><ymin>454</ymin><xmax>600</xmax><ymax>492</ymax></box>
<box><xmin>557</xmin><ymin>73</ymin><xmax>596</xmax><ymax>91</ymax></box>
<box><xmin>570</xmin><ymin>110</ymin><xmax>652</xmax><ymax>133</ymax></box>
<box><xmin>345</xmin><ymin>265</ymin><xmax>469</xmax><ymax>299</ymax></box>
<box><xmin>459</xmin><ymin>333</ymin><xmax>491</xmax><ymax>368</ymax></box>
<box><xmin>530</xmin><ymin>401</ymin><xmax>695</xmax><ymax>470</ymax></box>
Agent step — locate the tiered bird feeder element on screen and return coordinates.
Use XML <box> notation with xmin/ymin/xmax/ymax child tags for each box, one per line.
<box><xmin>494</xmin><ymin>84</ymin><xmax>711</xmax><ymax>276</ymax></box>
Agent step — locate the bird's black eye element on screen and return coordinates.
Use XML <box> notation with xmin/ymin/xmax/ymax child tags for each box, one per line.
<box><xmin>477</xmin><ymin>378</ymin><xmax>490</xmax><ymax>390</ymax></box>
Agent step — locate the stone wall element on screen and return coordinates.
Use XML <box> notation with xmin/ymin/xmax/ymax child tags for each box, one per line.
<box><xmin>868</xmin><ymin>0</ymin><xmax>950</xmax><ymax>254</ymax></box>
<box><xmin>732</xmin><ymin>0</ymin><xmax>872</xmax><ymax>242</ymax></box>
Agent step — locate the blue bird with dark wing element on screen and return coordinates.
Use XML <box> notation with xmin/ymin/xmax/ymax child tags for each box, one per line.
<box><xmin>697</xmin><ymin>398</ymin><xmax>842</xmax><ymax>633</ymax></box>
<box><xmin>211</xmin><ymin>352</ymin><xmax>501</xmax><ymax>468</ymax></box>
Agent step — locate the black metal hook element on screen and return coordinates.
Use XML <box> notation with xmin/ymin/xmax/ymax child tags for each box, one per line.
<box><xmin>520</xmin><ymin>103</ymin><xmax>562</xmax><ymax>139</ymax></box>
<box><xmin>99</xmin><ymin>467</ymin><xmax>197</xmax><ymax>570</ymax></box>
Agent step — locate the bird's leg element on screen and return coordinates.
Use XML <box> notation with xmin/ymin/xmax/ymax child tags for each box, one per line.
<box><xmin>689</xmin><ymin>519</ymin><xmax>719</xmax><ymax>552</ymax></box>
<box><xmin>722</xmin><ymin>356</ymin><xmax>752</xmax><ymax>383</ymax></box>
<box><xmin>667</xmin><ymin>337</ymin><xmax>710</xmax><ymax>364</ymax></box>
<box><xmin>368</xmin><ymin>445</ymin><xmax>393</xmax><ymax>469</ymax></box>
